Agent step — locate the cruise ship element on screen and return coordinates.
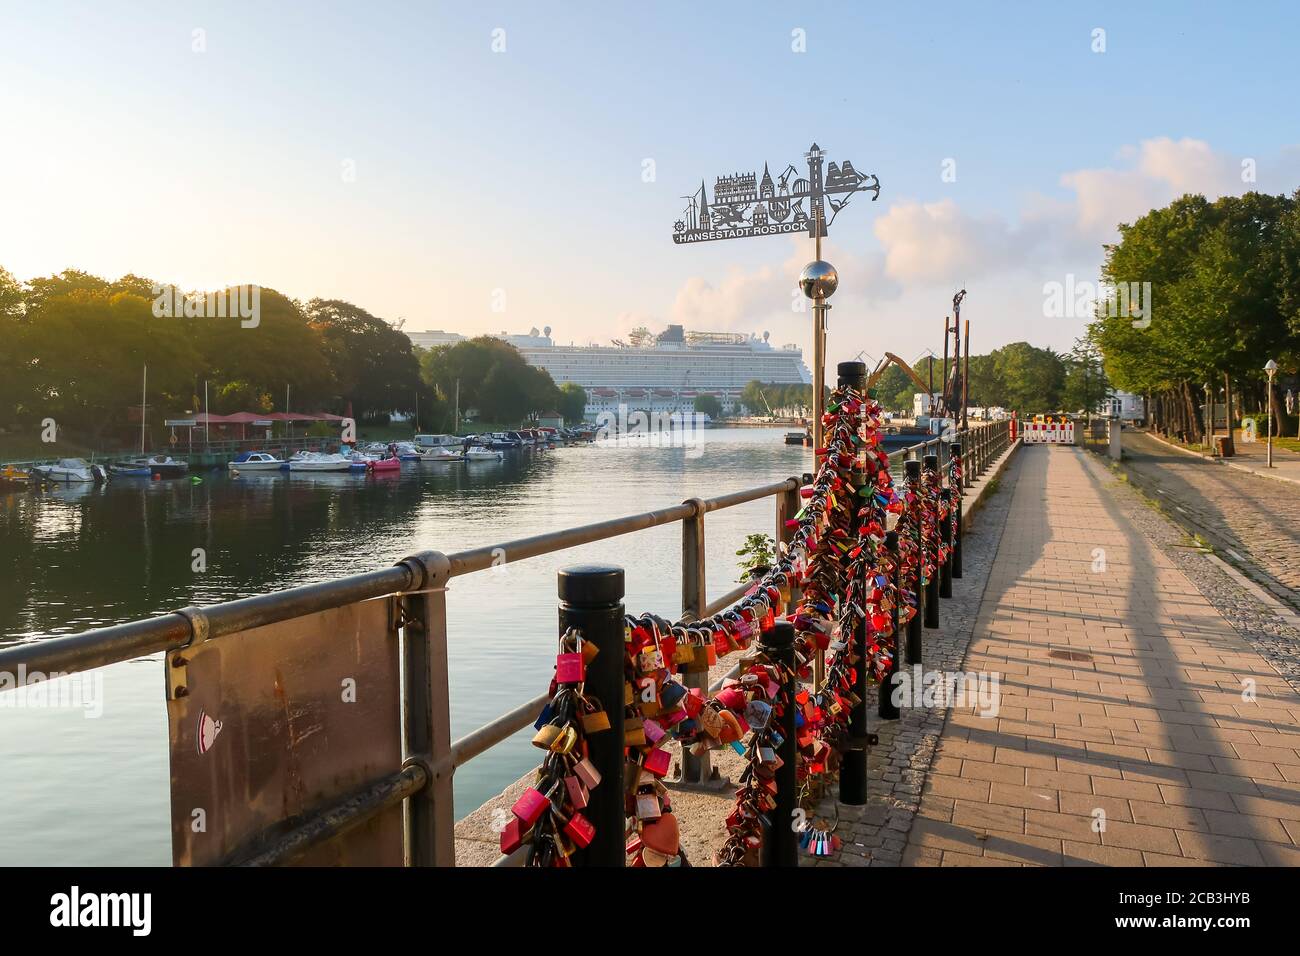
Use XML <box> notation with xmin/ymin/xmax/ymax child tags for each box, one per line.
<box><xmin>526</xmin><ymin>326</ymin><xmax>812</xmax><ymax>417</ymax></box>
<box><xmin>523</xmin><ymin>327</ymin><xmax>810</xmax><ymax>417</ymax></box>
<box><xmin>407</xmin><ymin>325</ymin><xmax>810</xmax><ymax>417</ymax></box>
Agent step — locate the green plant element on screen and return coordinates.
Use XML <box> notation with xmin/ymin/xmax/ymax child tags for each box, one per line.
<box><xmin>735</xmin><ymin>533</ymin><xmax>776</xmax><ymax>582</ymax></box>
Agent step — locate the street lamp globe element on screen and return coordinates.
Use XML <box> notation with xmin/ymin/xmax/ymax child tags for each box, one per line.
<box><xmin>1265</xmin><ymin>359</ymin><xmax>1279</xmax><ymax>374</ymax></box>
<box><xmin>799</xmin><ymin>260</ymin><xmax>838</xmax><ymax>300</ymax></box>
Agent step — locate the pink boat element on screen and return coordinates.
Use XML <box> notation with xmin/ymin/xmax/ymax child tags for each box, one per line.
<box><xmin>367</xmin><ymin>456</ymin><xmax>401</xmax><ymax>473</ymax></box>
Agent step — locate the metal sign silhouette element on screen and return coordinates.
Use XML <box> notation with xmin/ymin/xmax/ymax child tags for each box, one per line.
<box><xmin>672</xmin><ymin>143</ymin><xmax>880</xmax><ymax>244</ymax></box>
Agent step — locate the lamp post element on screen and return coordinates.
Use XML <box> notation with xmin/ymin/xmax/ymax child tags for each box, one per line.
<box><xmin>1265</xmin><ymin>359</ymin><xmax>1278</xmax><ymax>468</ymax></box>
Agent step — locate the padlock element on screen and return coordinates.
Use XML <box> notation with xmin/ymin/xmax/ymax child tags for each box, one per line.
<box><xmin>642</xmin><ymin>718</ymin><xmax>666</xmax><ymax>745</ymax></box>
<box><xmin>532</xmin><ymin>722</ymin><xmax>564</xmax><ymax>750</ymax></box>
<box><xmin>511</xmin><ymin>787</ymin><xmax>550</xmax><ymax>827</ymax></box>
<box><xmin>643</xmin><ymin>747</ymin><xmax>672</xmax><ymax>777</ymax></box>
<box><xmin>563</xmin><ymin>812</ymin><xmax>596</xmax><ymax>849</ymax></box>
<box><xmin>564</xmin><ymin>774</ymin><xmax>589</xmax><ymax>810</ymax></box>
<box><xmin>573</xmin><ymin>757</ymin><xmax>601</xmax><ymax>790</ymax></box>
<box><xmin>550</xmin><ymin>724</ymin><xmax>578</xmax><ymax>754</ymax></box>
<box><xmin>500</xmin><ymin>815</ymin><xmax>525</xmax><ymax>854</ymax></box>
<box><xmin>624</xmin><ymin>716</ymin><xmax>647</xmax><ymax>746</ymax></box>
<box><xmin>580</xmin><ymin>697</ymin><xmax>611</xmax><ymax>734</ymax></box>
<box><xmin>635</xmin><ymin>791</ymin><xmax>662</xmax><ymax>820</ymax></box>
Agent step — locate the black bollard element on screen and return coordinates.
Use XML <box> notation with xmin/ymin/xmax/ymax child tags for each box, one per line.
<box><xmin>904</xmin><ymin>459</ymin><xmax>924</xmax><ymax>666</ymax></box>
<box><xmin>923</xmin><ymin>455</ymin><xmax>941</xmax><ymax>629</ymax></box>
<box><xmin>558</xmin><ymin>565</ymin><xmax>625</xmax><ymax>866</ymax></box>
<box><xmin>837</xmin><ymin>360</ymin><xmax>870</xmax><ymax>808</ymax></box>
<box><xmin>939</xmin><ymin>489</ymin><xmax>954</xmax><ymax>599</ymax></box>
<box><xmin>950</xmin><ymin>442</ymin><xmax>963</xmax><ymax>579</ymax></box>
<box><xmin>760</xmin><ymin>621</ymin><xmax>798</xmax><ymax>866</ymax></box>
<box><xmin>878</xmin><ymin>530</ymin><xmax>901</xmax><ymax>720</ymax></box>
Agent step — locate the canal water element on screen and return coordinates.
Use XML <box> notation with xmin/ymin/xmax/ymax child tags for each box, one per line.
<box><xmin>1</xmin><ymin>427</ymin><xmax>869</xmax><ymax>865</ymax></box>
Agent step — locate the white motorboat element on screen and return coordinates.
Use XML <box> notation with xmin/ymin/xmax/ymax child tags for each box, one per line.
<box><xmin>464</xmin><ymin>447</ymin><xmax>503</xmax><ymax>462</ymax></box>
<box><xmin>287</xmin><ymin>452</ymin><xmax>353</xmax><ymax>472</ymax></box>
<box><xmin>416</xmin><ymin>447</ymin><xmax>464</xmax><ymax>462</ymax></box>
<box><xmin>32</xmin><ymin>458</ymin><xmax>107</xmax><ymax>483</ymax></box>
<box><xmin>228</xmin><ymin>452</ymin><xmax>286</xmax><ymax>472</ymax></box>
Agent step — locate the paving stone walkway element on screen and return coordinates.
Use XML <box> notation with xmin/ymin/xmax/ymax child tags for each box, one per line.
<box><xmin>905</xmin><ymin>445</ymin><xmax>1300</xmax><ymax>867</ymax></box>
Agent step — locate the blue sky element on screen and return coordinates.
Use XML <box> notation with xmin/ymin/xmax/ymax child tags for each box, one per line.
<box><xmin>3</xmin><ymin>0</ymin><xmax>1298</xmax><ymax>365</ymax></box>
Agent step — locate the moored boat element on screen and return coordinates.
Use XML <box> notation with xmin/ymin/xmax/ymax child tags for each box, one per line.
<box><xmin>464</xmin><ymin>447</ymin><xmax>503</xmax><ymax>462</ymax></box>
<box><xmin>287</xmin><ymin>452</ymin><xmax>353</xmax><ymax>472</ymax></box>
<box><xmin>32</xmin><ymin>458</ymin><xmax>107</xmax><ymax>483</ymax></box>
<box><xmin>228</xmin><ymin>452</ymin><xmax>286</xmax><ymax>472</ymax></box>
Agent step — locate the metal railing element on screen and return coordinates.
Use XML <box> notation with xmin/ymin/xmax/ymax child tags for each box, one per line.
<box><xmin>0</xmin><ymin>421</ymin><xmax>1014</xmax><ymax>867</ymax></box>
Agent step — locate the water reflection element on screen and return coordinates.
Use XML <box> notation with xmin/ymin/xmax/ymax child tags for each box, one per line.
<box><xmin>0</xmin><ymin>428</ymin><xmax>914</xmax><ymax>864</ymax></box>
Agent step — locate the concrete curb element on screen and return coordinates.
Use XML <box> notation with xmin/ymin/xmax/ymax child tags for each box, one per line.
<box><xmin>1142</xmin><ymin>429</ymin><xmax>1300</xmax><ymax>488</ymax></box>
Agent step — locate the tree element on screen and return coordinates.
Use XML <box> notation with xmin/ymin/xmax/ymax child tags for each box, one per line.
<box><xmin>1061</xmin><ymin>335</ymin><xmax>1111</xmax><ymax>420</ymax></box>
<box><xmin>558</xmin><ymin>382</ymin><xmax>588</xmax><ymax>424</ymax></box>
<box><xmin>693</xmin><ymin>392</ymin><xmax>722</xmax><ymax>419</ymax></box>
<box><xmin>421</xmin><ymin>337</ymin><xmax>561</xmax><ymax>425</ymax></box>
<box><xmin>305</xmin><ymin>298</ymin><xmax>427</xmax><ymax>419</ymax></box>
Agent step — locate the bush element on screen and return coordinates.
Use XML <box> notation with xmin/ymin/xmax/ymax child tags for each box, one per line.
<box><xmin>1242</xmin><ymin>412</ymin><xmax>1296</xmax><ymax>438</ymax></box>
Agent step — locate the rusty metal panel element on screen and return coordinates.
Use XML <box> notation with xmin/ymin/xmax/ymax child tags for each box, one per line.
<box><xmin>167</xmin><ymin>600</ymin><xmax>403</xmax><ymax>866</ymax></box>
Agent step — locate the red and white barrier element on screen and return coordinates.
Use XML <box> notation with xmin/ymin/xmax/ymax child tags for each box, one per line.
<box><xmin>1020</xmin><ymin>421</ymin><xmax>1075</xmax><ymax>444</ymax></box>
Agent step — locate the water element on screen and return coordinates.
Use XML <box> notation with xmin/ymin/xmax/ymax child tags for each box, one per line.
<box><xmin>0</xmin><ymin>428</ymin><xmax>825</xmax><ymax>865</ymax></box>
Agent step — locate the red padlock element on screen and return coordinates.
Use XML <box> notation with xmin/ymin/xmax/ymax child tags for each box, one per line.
<box><xmin>564</xmin><ymin>812</ymin><xmax>596</xmax><ymax>849</ymax></box>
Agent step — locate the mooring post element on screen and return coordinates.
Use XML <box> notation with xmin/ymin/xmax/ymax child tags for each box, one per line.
<box><xmin>761</xmin><ymin>620</ymin><xmax>798</xmax><ymax>866</ymax></box>
<box><xmin>923</xmin><ymin>454</ymin><xmax>941</xmax><ymax>629</ymax></box>
<box><xmin>837</xmin><ymin>360</ymin><xmax>869</xmax><ymax>807</ymax></box>
<box><xmin>939</xmin><ymin>487</ymin><xmax>954</xmax><ymax>599</ymax></box>
<box><xmin>950</xmin><ymin>441</ymin><xmax>963</xmax><ymax>580</ymax></box>
<box><xmin>878</xmin><ymin>530</ymin><xmax>901</xmax><ymax>720</ymax></box>
<box><xmin>558</xmin><ymin>565</ymin><xmax>625</xmax><ymax>866</ymax></box>
<box><xmin>904</xmin><ymin>458</ymin><xmax>924</xmax><ymax>665</ymax></box>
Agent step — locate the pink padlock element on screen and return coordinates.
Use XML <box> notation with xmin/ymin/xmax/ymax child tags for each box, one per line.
<box><xmin>555</xmin><ymin>651</ymin><xmax>585</xmax><ymax>684</ymax></box>
<box><xmin>643</xmin><ymin>719</ymin><xmax>666</xmax><ymax>744</ymax></box>
<box><xmin>511</xmin><ymin>786</ymin><xmax>550</xmax><ymax>827</ymax></box>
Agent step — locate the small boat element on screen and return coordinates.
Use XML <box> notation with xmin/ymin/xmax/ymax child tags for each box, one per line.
<box><xmin>484</xmin><ymin>432</ymin><xmax>521</xmax><ymax>450</ymax></box>
<box><xmin>785</xmin><ymin>431</ymin><xmax>809</xmax><ymax>446</ymax></box>
<box><xmin>287</xmin><ymin>452</ymin><xmax>353</xmax><ymax>472</ymax></box>
<box><xmin>112</xmin><ymin>455</ymin><xmax>189</xmax><ymax>478</ymax></box>
<box><xmin>464</xmin><ymin>447</ymin><xmax>503</xmax><ymax>462</ymax></box>
<box><xmin>0</xmin><ymin>464</ymin><xmax>31</xmax><ymax>487</ymax></box>
<box><xmin>414</xmin><ymin>447</ymin><xmax>464</xmax><ymax>462</ymax></box>
<box><xmin>228</xmin><ymin>452</ymin><xmax>286</xmax><ymax>472</ymax></box>
<box><xmin>367</xmin><ymin>456</ymin><xmax>402</xmax><ymax>473</ymax></box>
<box><xmin>32</xmin><ymin>458</ymin><xmax>107</xmax><ymax>483</ymax></box>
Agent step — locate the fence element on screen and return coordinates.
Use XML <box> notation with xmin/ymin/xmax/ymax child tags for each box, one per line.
<box><xmin>0</xmin><ymin>420</ymin><xmax>1012</xmax><ymax>866</ymax></box>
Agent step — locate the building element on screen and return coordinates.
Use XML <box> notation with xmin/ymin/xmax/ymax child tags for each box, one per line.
<box><xmin>406</xmin><ymin>329</ymin><xmax>465</xmax><ymax>350</ymax></box>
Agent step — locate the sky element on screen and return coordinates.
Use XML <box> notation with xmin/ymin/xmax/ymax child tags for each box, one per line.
<box><xmin>3</xmin><ymin>0</ymin><xmax>1299</xmax><ymax>369</ymax></box>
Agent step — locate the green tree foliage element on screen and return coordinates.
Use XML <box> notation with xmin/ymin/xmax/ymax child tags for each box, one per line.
<box><xmin>557</xmin><ymin>382</ymin><xmax>588</xmax><ymax>424</ymax></box>
<box><xmin>0</xmin><ymin>267</ymin><xmax>432</xmax><ymax>442</ymax></box>
<box><xmin>420</xmin><ymin>336</ymin><xmax>561</xmax><ymax>426</ymax></box>
<box><xmin>1091</xmin><ymin>190</ymin><xmax>1300</xmax><ymax>440</ymax></box>
<box><xmin>693</xmin><ymin>392</ymin><xmax>722</xmax><ymax>419</ymax></box>
<box><xmin>1060</xmin><ymin>336</ymin><xmax>1111</xmax><ymax>417</ymax></box>
<box><xmin>305</xmin><ymin>299</ymin><xmax>427</xmax><ymax>419</ymax></box>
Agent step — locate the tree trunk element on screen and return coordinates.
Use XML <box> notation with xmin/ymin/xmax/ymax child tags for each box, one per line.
<box><xmin>1183</xmin><ymin>381</ymin><xmax>1202</xmax><ymax>443</ymax></box>
<box><xmin>1269</xmin><ymin>380</ymin><xmax>1285</xmax><ymax>438</ymax></box>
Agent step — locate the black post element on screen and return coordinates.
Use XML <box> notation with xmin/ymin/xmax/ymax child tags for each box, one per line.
<box><xmin>761</xmin><ymin>621</ymin><xmax>798</xmax><ymax>866</ymax></box>
<box><xmin>836</xmin><ymin>360</ymin><xmax>869</xmax><ymax>807</ymax></box>
<box><xmin>878</xmin><ymin>530</ymin><xmax>901</xmax><ymax>720</ymax></box>
<box><xmin>950</xmin><ymin>441</ymin><xmax>963</xmax><ymax>579</ymax></box>
<box><xmin>558</xmin><ymin>564</ymin><xmax>625</xmax><ymax>867</ymax></box>
<box><xmin>904</xmin><ymin>459</ymin><xmax>924</xmax><ymax>665</ymax></box>
<box><xmin>923</xmin><ymin>454</ymin><xmax>941</xmax><ymax>629</ymax></box>
<box><xmin>939</xmin><ymin>488</ymin><xmax>954</xmax><ymax>599</ymax></box>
